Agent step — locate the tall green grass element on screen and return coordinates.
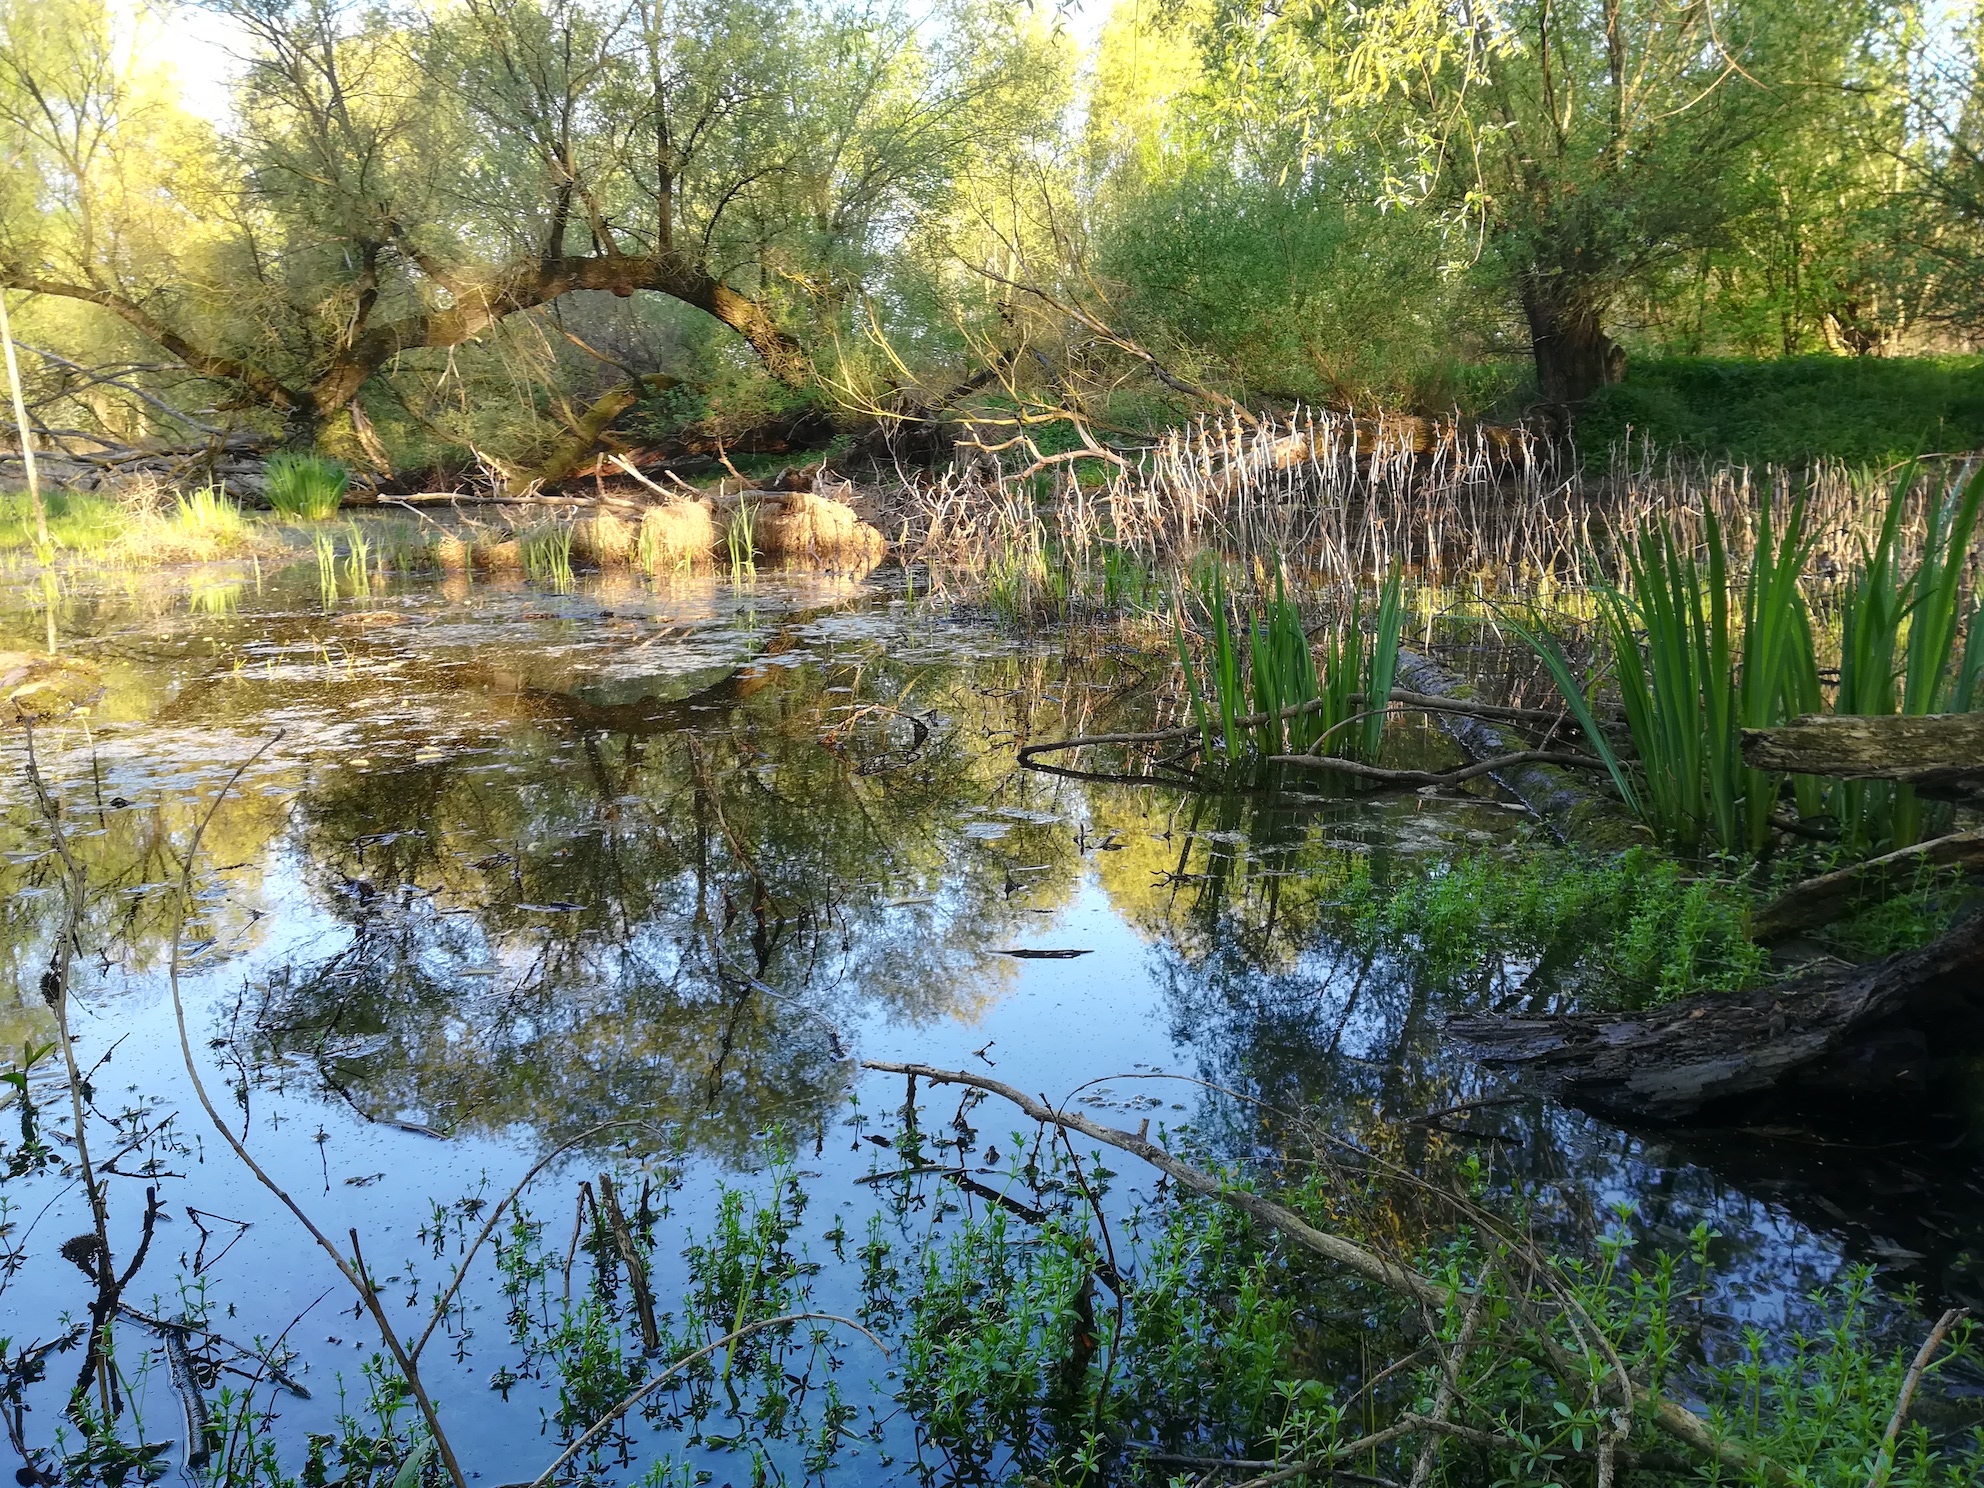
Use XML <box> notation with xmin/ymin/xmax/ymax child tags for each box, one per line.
<box><xmin>175</xmin><ymin>485</ymin><xmax>246</xmax><ymax>540</ymax></box>
<box><xmin>1525</xmin><ymin>466</ymin><xmax>1983</xmax><ymax>857</ymax></box>
<box><xmin>1178</xmin><ymin>563</ymin><xmax>1405</xmax><ymax>764</ymax></box>
<box><xmin>0</xmin><ymin>490</ymin><xmax>124</xmax><ymax>553</ymax></box>
<box><xmin>521</xmin><ymin>521</ymin><xmax>575</xmax><ymax>589</ymax></box>
<box><xmin>1834</xmin><ymin>462</ymin><xmax>1984</xmax><ymax>847</ymax></box>
<box><xmin>263</xmin><ymin>453</ymin><xmax>349</xmax><ymax>519</ymax></box>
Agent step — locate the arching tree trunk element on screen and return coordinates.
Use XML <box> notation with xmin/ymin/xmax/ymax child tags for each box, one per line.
<box><xmin>4</xmin><ymin>252</ymin><xmax>806</xmax><ymax>450</ymax></box>
<box><xmin>1521</xmin><ymin>278</ymin><xmax>1626</xmax><ymax>406</ymax></box>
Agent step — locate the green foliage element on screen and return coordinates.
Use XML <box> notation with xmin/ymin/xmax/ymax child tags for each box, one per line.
<box><xmin>0</xmin><ymin>490</ymin><xmax>124</xmax><ymax>553</ymax></box>
<box><xmin>1523</xmin><ymin>467</ymin><xmax>1981</xmax><ymax>859</ymax></box>
<box><xmin>865</xmin><ymin>1132</ymin><xmax>1984</xmax><ymax>1488</ymax></box>
<box><xmin>519</xmin><ymin>522</ymin><xmax>575</xmax><ymax>590</ymax></box>
<box><xmin>1095</xmin><ymin>174</ymin><xmax>1506</xmax><ymax>413</ymax></box>
<box><xmin>173</xmin><ymin>485</ymin><xmax>245</xmax><ymax>540</ymax></box>
<box><xmin>263</xmin><ymin>453</ymin><xmax>349</xmax><ymax>520</ymax></box>
<box><xmin>1338</xmin><ymin>845</ymin><xmax>1770</xmax><ymax>1006</ymax></box>
<box><xmin>1581</xmin><ymin>502</ymin><xmax>1817</xmax><ymax>856</ymax></box>
<box><xmin>1178</xmin><ymin>565</ymin><xmax>1405</xmax><ymax>765</ymax></box>
<box><xmin>1581</xmin><ymin>358</ymin><xmax>1984</xmax><ymax>468</ymax></box>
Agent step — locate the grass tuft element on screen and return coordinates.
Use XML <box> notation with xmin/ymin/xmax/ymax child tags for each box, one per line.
<box><xmin>263</xmin><ymin>452</ymin><xmax>349</xmax><ymax>519</ymax></box>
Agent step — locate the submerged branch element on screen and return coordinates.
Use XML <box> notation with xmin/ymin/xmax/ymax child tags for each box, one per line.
<box><xmin>863</xmin><ymin>1060</ymin><xmax>1784</xmax><ymax>1483</ymax></box>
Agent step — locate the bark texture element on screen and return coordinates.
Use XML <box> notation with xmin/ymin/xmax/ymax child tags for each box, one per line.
<box><xmin>1450</xmin><ymin>911</ymin><xmax>1984</xmax><ymax>1122</ymax></box>
<box><xmin>1742</xmin><ymin>713</ymin><xmax>1984</xmax><ymax>799</ymax></box>
<box><xmin>1520</xmin><ymin>279</ymin><xmax>1626</xmax><ymax>406</ymax></box>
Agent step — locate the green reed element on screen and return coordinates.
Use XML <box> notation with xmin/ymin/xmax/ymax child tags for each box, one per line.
<box><xmin>521</xmin><ymin>521</ymin><xmax>576</xmax><ymax>589</ymax></box>
<box><xmin>1525</xmin><ymin>465</ymin><xmax>1982</xmax><ymax>858</ymax></box>
<box><xmin>341</xmin><ymin>522</ymin><xmax>373</xmax><ymax>598</ymax></box>
<box><xmin>1179</xmin><ymin>563</ymin><xmax>1404</xmax><ymax>764</ymax></box>
<box><xmin>312</xmin><ymin>529</ymin><xmax>339</xmax><ymax>604</ymax></box>
<box><xmin>1835</xmin><ymin>462</ymin><xmax>1984</xmax><ymax>847</ymax></box>
<box><xmin>174</xmin><ymin>483</ymin><xmax>245</xmax><ymax>538</ymax></box>
<box><xmin>263</xmin><ymin>452</ymin><xmax>349</xmax><ymax>519</ymax></box>
<box><xmin>725</xmin><ymin>502</ymin><xmax>757</xmax><ymax>581</ymax></box>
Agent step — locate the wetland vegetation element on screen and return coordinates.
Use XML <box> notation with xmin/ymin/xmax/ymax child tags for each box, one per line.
<box><xmin>6</xmin><ymin>0</ymin><xmax>1984</xmax><ymax>1484</ymax></box>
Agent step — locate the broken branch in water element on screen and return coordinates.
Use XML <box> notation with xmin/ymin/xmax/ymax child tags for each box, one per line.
<box><xmin>1267</xmin><ymin>748</ymin><xmax>1606</xmax><ymax>786</ymax></box>
<box><xmin>1016</xmin><ymin>690</ymin><xmax>1608</xmax><ymax>771</ymax></box>
<box><xmin>863</xmin><ymin>1060</ymin><xmax>1785</xmax><ymax>1483</ymax></box>
<box><xmin>1751</xmin><ymin>829</ymin><xmax>1984</xmax><ymax>939</ymax></box>
<box><xmin>1867</xmin><ymin>1307</ymin><xmax>1969</xmax><ymax>1488</ymax></box>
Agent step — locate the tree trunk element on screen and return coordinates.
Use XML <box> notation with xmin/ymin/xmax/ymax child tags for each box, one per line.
<box><xmin>1450</xmin><ymin>911</ymin><xmax>1984</xmax><ymax>1122</ymax></box>
<box><xmin>1521</xmin><ymin>278</ymin><xmax>1625</xmax><ymax>405</ymax></box>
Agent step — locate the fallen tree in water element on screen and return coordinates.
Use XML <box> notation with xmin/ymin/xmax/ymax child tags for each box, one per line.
<box><xmin>1450</xmin><ymin>909</ymin><xmax>1984</xmax><ymax>1122</ymax></box>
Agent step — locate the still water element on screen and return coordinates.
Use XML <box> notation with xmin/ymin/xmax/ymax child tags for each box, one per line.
<box><xmin>2</xmin><ymin>556</ymin><xmax>1978</xmax><ymax>1484</ymax></box>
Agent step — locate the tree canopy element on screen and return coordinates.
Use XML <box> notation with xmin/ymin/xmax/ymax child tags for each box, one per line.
<box><xmin>2</xmin><ymin>0</ymin><xmax>1979</xmax><ymax>471</ymax></box>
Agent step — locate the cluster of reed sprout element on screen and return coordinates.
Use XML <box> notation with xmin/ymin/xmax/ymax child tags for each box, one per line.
<box><xmin>262</xmin><ymin>452</ymin><xmax>350</xmax><ymax>520</ymax></box>
<box><xmin>1526</xmin><ymin>463</ymin><xmax>1984</xmax><ymax>858</ymax></box>
<box><xmin>895</xmin><ymin>408</ymin><xmax>1980</xmax><ymax>596</ymax></box>
<box><xmin>519</xmin><ymin>521</ymin><xmax>576</xmax><ymax>588</ymax></box>
<box><xmin>1176</xmin><ymin>561</ymin><xmax>1405</xmax><ymax>764</ymax></box>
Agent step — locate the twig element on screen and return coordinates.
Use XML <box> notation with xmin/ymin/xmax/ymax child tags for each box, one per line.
<box><xmin>863</xmin><ymin>1061</ymin><xmax>1787</xmax><ymax>1484</ymax></box>
<box><xmin>408</xmin><ymin>1120</ymin><xmax>644</xmax><ymax>1363</ymax></box>
<box><xmin>595</xmin><ymin>1174</ymin><xmax>660</xmax><ymax>1352</ymax></box>
<box><xmin>1267</xmin><ymin>749</ymin><xmax>1607</xmax><ymax>786</ymax></box>
<box><xmin>514</xmin><ymin>1312</ymin><xmax>883</xmax><ymax>1488</ymax></box>
<box><xmin>1867</xmin><ymin>1308</ymin><xmax>1968</xmax><ymax>1488</ymax></box>
<box><xmin>158</xmin><ymin>732</ymin><xmax>470</xmax><ymax>1488</ymax></box>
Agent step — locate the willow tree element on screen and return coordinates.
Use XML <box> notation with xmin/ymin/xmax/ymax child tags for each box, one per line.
<box><xmin>0</xmin><ymin>0</ymin><xmax>1061</xmax><ymax>446</ymax></box>
<box><xmin>1191</xmin><ymin>0</ymin><xmax>1860</xmax><ymax>403</ymax></box>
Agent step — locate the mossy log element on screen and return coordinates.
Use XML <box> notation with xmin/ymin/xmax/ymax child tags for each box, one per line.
<box><xmin>1742</xmin><ymin>713</ymin><xmax>1984</xmax><ymax>801</ymax></box>
<box><xmin>1393</xmin><ymin>649</ymin><xmax>1646</xmax><ymax>849</ymax></box>
<box><xmin>1752</xmin><ymin>829</ymin><xmax>1984</xmax><ymax>939</ymax></box>
<box><xmin>1450</xmin><ymin>911</ymin><xmax>1984</xmax><ymax>1122</ymax></box>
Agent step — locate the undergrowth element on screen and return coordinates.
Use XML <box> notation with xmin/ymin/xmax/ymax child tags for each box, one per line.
<box><xmin>1336</xmin><ymin>844</ymin><xmax>1771</xmax><ymax>1007</ymax></box>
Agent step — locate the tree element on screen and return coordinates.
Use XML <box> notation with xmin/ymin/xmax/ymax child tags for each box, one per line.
<box><xmin>1190</xmin><ymin>0</ymin><xmax>1859</xmax><ymax>404</ymax></box>
<box><xmin>0</xmin><ymin>0</ymin><xmax>1060</xmax><ymax>447</ymax></box>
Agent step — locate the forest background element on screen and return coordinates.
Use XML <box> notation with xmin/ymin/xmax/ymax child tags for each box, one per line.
<box><xmin>5</xmin><ymin>0</ymin><xmax>1984</xmax><ymax>484</ymax></box>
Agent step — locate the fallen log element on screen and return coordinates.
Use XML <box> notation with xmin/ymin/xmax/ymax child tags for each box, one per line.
<box><xmin>1450</xmin><ymin>910</ymin><xmax>1984</xmax><ymax>1122</ymax></box>
<box><xmin>1752</xmin><ymin>829</ymin><xmax>1984</xmax><ymax>939</ymax></box>
<box><xmin>1394</xmin><ymin>650</ymin><xmax>1645</xmax><ymax>849</ymax></box>
<box><xmin>1742</xmin><ymin>713</ymin><xmax>1984</xmax><ymax>802</ymax></box>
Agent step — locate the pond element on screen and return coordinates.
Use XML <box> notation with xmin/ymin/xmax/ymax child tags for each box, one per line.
<box><xmin>3</xmin><ymin>553</ymin><xmax>1981</xmax><ymax>1486</ymax></box>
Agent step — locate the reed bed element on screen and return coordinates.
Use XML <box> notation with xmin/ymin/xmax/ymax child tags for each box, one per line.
<box><xmin>895</xmin><ymin>408</ymin><xmax>1982</xmax><ymax>595</ymax></box>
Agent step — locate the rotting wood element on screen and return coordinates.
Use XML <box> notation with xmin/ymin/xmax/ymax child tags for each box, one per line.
<box><xmin>1394</xmin><ymin>650</ymin><xmax>1646</xmax><ymax>849</ymax></box>
<box><xmin>1752</xmin><ymin>830</ymin><xmax>1984</xmax><ymax>939</ymax></box>
<box><xmin>1742</xmin><ymin>713</ymin><xmax>1984</xmax><ymax>799</ymax></box>
<box><xmin>864</xmin><ymin>1059</ymin><xmax>1786</xmax><ymax>1483</ymax></box>
<box><xmin>1450</xmin><ymin>911</ymin><xmax>1984</xmax><ymax>1122</ymax></box>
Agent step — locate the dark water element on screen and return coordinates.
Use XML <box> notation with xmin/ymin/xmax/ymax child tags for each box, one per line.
<box><xmin>2</xmin><ymin>555</ymin><xmax>1978</xmax><ymax>1484</ymax></box>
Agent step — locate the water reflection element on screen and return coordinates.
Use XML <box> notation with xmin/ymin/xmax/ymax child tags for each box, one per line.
<box><xmin>3</xmin><ymin>555</ymin><xmax>1982</xmax><ymax>1484</ymax></box>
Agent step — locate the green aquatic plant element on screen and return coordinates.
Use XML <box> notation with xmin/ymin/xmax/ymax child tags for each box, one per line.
<box><xmin>1519</xmin><ymin>498</ymin><xmax>1820</xmax><ymax>856</ymax></box>
<box><xmin>520</xmin><ymin>521</ymin><xmax>575</xmax><ymax>589</ymax></box>
<box><xmin>725</xmin><ymin>501</ymin><xmax>757</xmax><ymax>581</ymax></box>
<box><xmin>0</xmin><ymin>490</ymin><xmax>123</xmax><ymax>553</ymax></box>
<box><xmin>341</xmin><ymin>522</ymin><xmax>374</xmax><ymax>598</ymax></box>
<box><xmin>1178</xmin><ymin>562</ymin><xmax>1405</xmax><ymax>764</ymax></box>
<box><xmin>263</xmin><ymin>452</ymin><xmax>349</xmax><ymax>519</ymax></box>
<box><xmin>174</xmin><ymin>483</ymin><xmax>246</xmax><ymax>539</ymax></box>
<box><xmin>1835</xmin><ymin>462</ymin><xmax>1984</xmax><ymax>848</ymax></box>
<box><xmin>1526</xmin><ymin>467</ymin><xmax>1981</xmax><ymax>858</ymax></box>
<box><xmin>1339</xmin><ymin>844</ymin><xmax>1770</xmax><ymax>1005</ymax></box>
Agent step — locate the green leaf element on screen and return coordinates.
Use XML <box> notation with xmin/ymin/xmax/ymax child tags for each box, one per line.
<box><xmin>393</xmin><ymin>1438</ymin><xmax>436</xmax><ymax>1488</ymax></box>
